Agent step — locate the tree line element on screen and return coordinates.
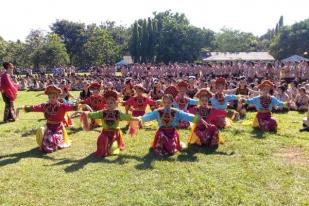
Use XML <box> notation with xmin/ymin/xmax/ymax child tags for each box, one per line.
<box><xmin>0</xmin><ymin>11</ymin><xmax>308</xmax><ymax>68</ymax></box>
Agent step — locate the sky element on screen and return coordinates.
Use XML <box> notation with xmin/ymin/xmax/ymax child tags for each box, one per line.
<box><xmin>1</xmin><ymin>0</ymin><xmax>308</xmax><ymax>41</ymax></box>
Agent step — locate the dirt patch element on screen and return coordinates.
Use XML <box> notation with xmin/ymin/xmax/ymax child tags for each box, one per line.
<box><xmin>274</xmin><ymin>147</ymin><xmax>309</xmax><ymax>166</ymax></box>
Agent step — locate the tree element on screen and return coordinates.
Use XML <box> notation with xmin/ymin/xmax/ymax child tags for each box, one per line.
<box><xmin>129</xmin><ymin>22</ymin><xmax>141</xmax><ymax>63</ymax></box>
<box><xmin>82</xmin><ymin>28</ymin><xmax>120</xmax><ymax>66</ymax></box>
<box><xmin>128</xmin><ymin>10</ymin><xmax>214</xmax><ymax>63</ymax></box>
<box><xmin>100</xmin><ymin>21</ymin><xmax>130</xmax><ymax>56</ymax></box>
<box><xmin>140</xmin><ymin>19</ymin><xmax>148</xmax><ymax>62</ymax></box>
<box><xmin>214</xmin><ymin>28</ymin><xmax>258</xmax><ymax>52</ymax></box>
<box><xmin>278</xmin><ymin>16</ymin><xmax>284</xmax><ymax>28</ymax></box>
<box><xmin>25</xmin><ymin>30</ymin><xmax>47</xmax><ymax>68</ymax></box>
<box><xmin>0</xmin><ymin>36</ymin><xmax>7</xmax><ymax>62</ymax></box>
<box><xmin>51</xmin><ymin>20</ymin><xmax>87</xmax><ymax>66</ymax></box>
<box><xmin>270</xmin><ymin>19</ymin><xmax>309</xmax><ymax>59</ymax></box>
<box><xmin>3</xmin><ymin>40</ymin><xmax>31</xmax><ymax>67</ymax></box>
<box><xmin>32</xmin><ymin>33</ymin><xmax>70</xmax><ymax>68</ymax></box>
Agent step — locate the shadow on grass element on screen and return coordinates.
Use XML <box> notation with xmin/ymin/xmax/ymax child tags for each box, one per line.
<box><xmin>0</xmin><ymin>148</ymin><xmax>55</xmax><ymax>167</ymax></box>
<box><xmin>50</xmin><ymin>146</ymin><xmax>236</xmax><ymax>172</ymax></box>
<box><xmin>52</xmin><ymin>149</ymin><xmax>179</xmax><ymax>172</ymax></box>
<box><xmin>21</xmin><ymin>128</ymin><xmax>37</xmax><ymax>137</ymax></box>
<box><xmin>67</xmin><ymin>127</ymin><xmax>84</xmax><ymax>135</ymax></box>
<box><xmin>51</xmin><ymin>153</ymin><xmax>144</xmax><ymax>173</ymax></box>
<box><xmin>250</xmin><ymin>128</ymin><xmax>266</xmax><ymax>139</ymax></box>
<box><xmin>134</xmin><ymin>149</ymin><xmax>177</xmax><ymax>170</ymax></box>
<box><xmin>177</xmin><ymin>145</ymin><xmax>234</xmax><ymax>162</ymax></box>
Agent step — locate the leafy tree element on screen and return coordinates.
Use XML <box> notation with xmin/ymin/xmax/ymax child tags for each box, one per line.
<box><xmin>32</xmin><ymin>33</ymin><xmax>70</xmax><ymax>68</ymax></box>
<box><xmin>279</xmin><ymin>16</ymin><xmax>284</xmax><ymax>28</ymax></box>
<box><xmin>51</xmin><ymin>20</ymin><xmax>86</xmax><ymax>66</ymax></box>
<box><xmin>129</xmin><ymin>22</ymin><xmax>140</xmax><ymax>63</ymax></box>
<box><xmin>100</xmin><ymin>21</ymin><xmax>130</xmax><ymax>56</ymax></box>
<box><xmin>0</xmin><ymin>36</ymin><xmax>7</xmax><ymax>62</ymax></box>
<box><xmin>3</xmin><ymin>40</ymin><xmax>31</xmax><ymax>67</ymax></box>
<box><xmin>270</xmin><ymin>19</ymin><xmax>309</xmax><ymax>59</ymax></box>
<box><xmin>214</xmin><ymin>28</ymin><xmax>258</xmax><ymax>52</ymax></box>
<box><xmin>82</xmin><ymin>28</ymin><xmax>120</xmax><ymax>66</ymax></box>
<box><xmin>128</xmin><ymin>10</ymin><xmax>214</xmax><ymax>63</ymax></box>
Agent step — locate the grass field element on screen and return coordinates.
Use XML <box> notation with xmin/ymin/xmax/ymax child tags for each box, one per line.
<box><xmin>0</xmin><ymin>91</ymin><xmax>308</xmax><ymax>206</ymax></box>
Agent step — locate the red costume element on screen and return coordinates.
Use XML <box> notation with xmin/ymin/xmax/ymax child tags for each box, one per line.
<box><xmin>81</xmin><ymin>83</ymin><xmax>106</xmax><ymax>128</ymax></box>
<box><xmin>189</xmin><ymin>89</ymin><xmax>220</xmax><ymax>148</ymax></box>
<box><xmin>1</xmin><ymin>71</ymin><xmax>18</xmax><ymax>122</ymax></box>
<box><xmin>24</xmin><ymin>86</ymin><xmax>79</xmax><ymax>153</ymax></box>
<box><xmin>126</xmin><ymin>85</ymin><xmax>157</xmax><ymax>117</ymax></box>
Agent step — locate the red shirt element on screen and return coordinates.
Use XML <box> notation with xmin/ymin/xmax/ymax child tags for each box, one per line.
<box><xmin>0</xmin><ymin>72</ymin><xmax>18</xmax><ymax>101</ymax></box>
<box><xmin>26</xmin><ymin>102</ymin><xmax>77</xmax><ymax>123</ymax></box>
<box><xmin>83</xmin><ymin>95</ymin><xmax>106</xmax><ymax>111</ymax></box>
<box><xmin>127</xmin><ymin>96</ymin><xmax>156</xmax><ymax>112</ymax></box>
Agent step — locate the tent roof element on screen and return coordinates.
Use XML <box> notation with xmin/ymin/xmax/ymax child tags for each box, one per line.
<box><xmin>116</xmin><ymin>59</ymin><xmax>127</xmax><ymax>65</ymax></box>
<box><xmin>282</xmin><ymin>55</ymin><xmax>309</xmax><ymax>63</ymax></box>
<box><xmin>116</xmin><ymin>55</ymin><xmax>133</xmax><ymax>65</ymax></box>
<box><xmin>203</xmin><ymin>52</ymin><xmax>275</xmax><ymax>61</ymax></box>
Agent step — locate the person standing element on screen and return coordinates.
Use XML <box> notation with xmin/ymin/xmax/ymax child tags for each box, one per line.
<box><xmin>0</xmin><ymin>62</ymin><xmax>18</xmax><ymax>123</ymax></box>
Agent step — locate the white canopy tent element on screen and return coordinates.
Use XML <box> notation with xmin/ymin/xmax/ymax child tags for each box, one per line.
<box><xmin>203</xmin><ymin>52</ymin><xmax>275</xmax><ymax>62</ymax></box>
<box><xmin>282</xmin><ymin>55</ymin><xmax>309</xmax><ymax>63</ymax></box>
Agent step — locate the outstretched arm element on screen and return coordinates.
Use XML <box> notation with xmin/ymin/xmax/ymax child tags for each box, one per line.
<box><xmin>177</xmin><ymin>110</ymin><xmax>195</xmax><ymax>123</ymax></box>
<box><xmin>224</xmin><ymin>88</ymin><xmax>237</xmax><ymax>94</ymax></box>
<box><xmin>142</xmin><ymin>110</ymin><xmax>158</xmax><ymax>123</ymax></box>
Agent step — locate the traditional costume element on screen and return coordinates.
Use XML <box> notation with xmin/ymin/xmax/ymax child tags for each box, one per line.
<box><xmin>246</xmin><ymin>80</ymin><xmax>285</xmax><ymax>132</ymax></box>
<box><xmin>0</xmin><ymin>64</ymin><xmax>18</xmax><ymax>122</ymax></box>
<box><xmin>141</xmin><ymin>91</ymin><xmax>198</xmax><ymax>156</ymax></box>
<box><xmin>85</xmin><ymin>90</ymin><xmax>132</xmax><ymax>157</ymax></box>
<box><xmin>189</xmin><ymin>89</ymin><xmax>222</xmax><ymax>148</ymax></box>
<box><xmin>149</xmin><ymin>79</ymin><xmax>164</xmax><ymax>110</ymax></box>
<box><xmin>122</xmin><ymin>77</ymin><xmax>135</xmax><ymax>103</ymax></box>
<box><xmin>81</xmin><ymin>82</ymin><xmax>105</xmax><ymax>128</ymax></box>
<box><xmin>187</xmin><ymin>76</ymin><xmax>198</xmax><ymax>98</ymax></box>
<box><xmin>126</xmin><ymin>84</ymin><xmax>157</xmax><ymax>117</ymax></box>
<box><xmin>208</xmin><ymin>78</ymin><xmax>239</xmax><ymax>129</ymax></box>
<box><xmin>142</xmin><ymin>107</ymin><xmax>197</xmax><ymax>156</ymax></box>
<box><xmin>23</xmin><ymin>86</ymin><xmax>79</xmax><ymax>153</ymax></box>
<box><xmin>173</xmin><ymin>81</ymin><xmax>198</xmax><ymax>129</ymax></box>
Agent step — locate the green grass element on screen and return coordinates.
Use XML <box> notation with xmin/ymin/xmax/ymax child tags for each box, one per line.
<box><xmin>0</xmin><ymin>91</ymin><xmax>308</xmax><ymax>206</ymax></box>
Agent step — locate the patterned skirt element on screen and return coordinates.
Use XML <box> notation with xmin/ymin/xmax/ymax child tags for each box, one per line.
<box><xmin>36</xmin><ymin>123</ymin><xmax>71</xmax><ymax>153</ymax></box>
<box><xmin>178</xmin><ymin>109</ymin><xmax>191</xmax><ymax>129</ymax></box>
<box><xmin>207</xmin><ymin>109</ymin><xmax>231</xmax><ymax>129</ymax></box>
<box><xmin>189</xmin><ymin>121</ymin><xmax>221</xmax><ymax>148</ymax></box>
<box><xmin>96</xmin><ymin>129</ymin><xmax>125</xmax><ymax>157</ymax></box>
<box><xmin>152</xmin><ymin>128</ymin><xmax>182</xmax><ymax>156</ymax></box>
<box><xmin>253</xmin><ymin>111</ymin><xmax>277</xmax><ymax>131</ymax></box>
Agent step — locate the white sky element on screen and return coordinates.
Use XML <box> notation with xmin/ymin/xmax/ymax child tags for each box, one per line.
<box><xmin>1</xmin><ymin>0</ymin><xmax>308</xmax><ymax>41</ymax></box>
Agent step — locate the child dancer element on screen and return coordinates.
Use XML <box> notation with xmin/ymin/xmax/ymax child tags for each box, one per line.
<box><xmin>141</xmin><ymin>87</ymin><xmax>206</xmax><ymax>156</ymax></box>
<box><xmin>189</xmin><ymin>88</ymin><xmax>221</xmax><ymax>149</ymax></box>
<box><xmin>245</xmin><ymin>80</ymin><xmax>287</xmax><ymax>132</ymax></box>
<box><xmin>208</xmin><ymin>77</ymin><xmax>240</xmax><ymax>129</ymax></box>
<box><xmin>173</xmin><ymin>81</ymin><xmax>198</xmax><ymax>129</ymax></box>
<box><xmin>17</xmin><ymin>85</ymin><xmax>86</xmax><ymax>153</ymax></box>
<box><xmin>80</xmin><ymin>82</ymin><xmax>105</xmax><ymax>128</ymax></box>
<box><xmin>81</xmin><ymin>90</ymin><xmax>139</xmax><ymax>157</ymax></box>
<box><xmin>126</xmin><ymin>84</ymin><xmax>157</xmax><ymax>117</ymax></box>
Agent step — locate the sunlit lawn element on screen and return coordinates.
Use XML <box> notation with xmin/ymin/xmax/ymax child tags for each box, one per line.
<box><xmin>0</xmin><ymin>91</ymin><xmax>308</xmax><ymax>205</ymax></box>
